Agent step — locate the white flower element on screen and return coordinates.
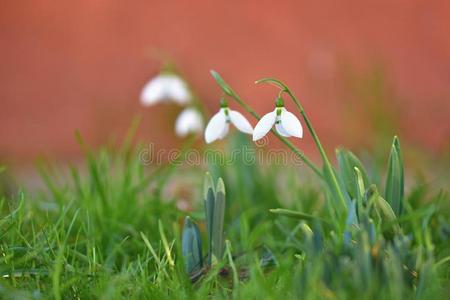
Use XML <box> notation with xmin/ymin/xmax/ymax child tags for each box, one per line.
<box><xmin>253</xmin><ymin>105</ymin><xmax>303</xmax><ymax>141</ymax></box>
<box><xmin>140</xmin><ymin>74</ymin><xmax>190</xmax><ymax>106</ymax></box>
<box><xmin>204</xmin><ymin>105</ymin><xmax>253</xmax><ymax>144</ymax></box>
<box><xmin>175</xmin><ymin>108</ymin><xmax>204</xmax><ymax>137</ymax></box>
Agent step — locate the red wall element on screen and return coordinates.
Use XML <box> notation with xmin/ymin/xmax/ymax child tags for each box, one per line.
<box><xmin>1</xmin><ymin>1</ymin><xmax>449</xmax><ymax>164</ymax></box>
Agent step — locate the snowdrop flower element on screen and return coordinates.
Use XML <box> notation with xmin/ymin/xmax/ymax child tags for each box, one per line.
<box><xmin>204</xmin><ymin>100</ymin><xmax>253</xmax><ymax>144</ymax></box>
<box><xmin>175</xmin><ymin>108</ymin><xmax>204</xmax><ymax>137</ymax></box>
<box><xmin>253</xmin><ymin>98</ymin><xmax>303</xmax><ymax>141</ymax></box>
<box><xmin>140</xmin><ymin>74</ymin><xmax>190</xmax><ymax>106</ymax></box>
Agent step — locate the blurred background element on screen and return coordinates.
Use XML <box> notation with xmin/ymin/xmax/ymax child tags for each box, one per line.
<box><xmin>1</xmin><ymin>1</ymin><xmax>449</xmax><ymax>176</ymax></box>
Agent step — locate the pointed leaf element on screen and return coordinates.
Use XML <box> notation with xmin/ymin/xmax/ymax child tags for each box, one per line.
<box><xmin>212</xmin><ymin>178</ymin><xmax>226</xmax><ymax>261</ymax></box>
<box><xmin>354</xmin><ymin>167</ymin><xmax>366</xmax><ymax>203</ymax></box>
<box><xmin>375</xmin><ymin>196</ymin><xmax>398</xmax><ymax>224</ymax></box>
<box><xmin>367</xmin><ymin>185</ymin><xmax>398</xmax><ymax>225</ymax></box>
<box><xmin>158</xmin><ymin>220</ymin><xmax>174</xmax><ymax>267</ymax></box>
<box><xmin>182</xmin><ymin>217</ymin><xmax>203</xmax><ymax>274</ymax></box>
<box><xmin>336</xmin><ymin>148</ymin><xmax>369</xmax><ymax>200</ymax></box>
<box><xmin>347</xmin><ymin>150</ymin><xmax>369</xmax><ymax>184</ymax></box>
<box><xmin>210</xmin><ymin>70</ymin><xmax>234</xmax><ymax>96</ymax></box>
<box><xmin>384</xmin><ymin>136</ymin><xmax>404</xmax><ymax>216</ymax></box>
<box><xmin>205</xmin><ymin>188</ymin><xmax>215</xmax><ymax>264</ymax></box>
<box><xmin>203</xmin><ymin>172</ymin><xmax>215</xmax><ymax>200</ymax></box>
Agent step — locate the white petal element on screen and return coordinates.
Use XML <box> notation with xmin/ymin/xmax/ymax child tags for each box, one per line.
<box><xmin>205</xmin><ymin>110</ymin><xmax>227</xmax><ymax>144</ymax></box>
<box><xmin>229</xmin><ymin>110</ymin><xmax>253</xmax><ymax>134</ymax></box>
<box><xmin>275</xmin><ymin>122</ymin><xmax>291</xmax><ymax>137</ymax></box>
<box><xmin>280</xmin><ymin>108</ymin><xmax>303</xmax><ymax>138</ymax></box>
<box><xmin>252</xmin><ymin>110</ymin><xmax>276</xmax><ymax>141</ymax></box>
<box><xmin>140</xmin><ymin>76</ymin><xmax>168</xmax><ymax>106</ymax></box>
<box><xmin>218</xmin><ymin>123</ymin><xmax>230</xmax><ymax>139</ymax></box>
<box><xmin>175</xmin><ymin>108</ymin><xmax>204</xmax><ymax>137</ymax></box>
<box><xmin>167</xmin><ymin>75</ymin><xmax>191</xmax><ymax>104</ymax></box>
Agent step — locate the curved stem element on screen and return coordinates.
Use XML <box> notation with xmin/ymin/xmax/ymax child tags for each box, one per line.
<box><xmin>213</xmin><ymin>72</ymin><xmax>347</xmax><ymax>214</ymax></box>
<box><xmin>226</xmin><ymin>91</ymin><xmax>323</xmax><ymax>179</ymax></box>
<box><xmin>284</xmin><ymin>89</ymin><xmax>347</xmax><ymax>209</ymax></box>
<box><xmin>256</xmin><ymin>77</ymin><xmax>347</xmax><ymax>210</ymax></box>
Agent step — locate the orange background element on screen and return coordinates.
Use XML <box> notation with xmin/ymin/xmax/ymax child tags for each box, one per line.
<box><xmin>1</xmin><ymin>1</ymin><xmax>450</xmax><ymax>166</ymax></box>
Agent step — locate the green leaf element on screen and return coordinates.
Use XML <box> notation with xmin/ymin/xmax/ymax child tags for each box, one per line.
<box><xmin>212</xmin><ymin>178</ymin><xmax>226</xmax><ymax>261</ymax></box>
<box><xmin>158</xmin><ymin>220</ymin><xmax>174</xmax><ymax>267</ymax></box>
<box><xmin>354</xmin><ymin>167</ymin><xmax>366</xmax><ymax>204</ymax></box>
<box><xmin>347</xmin><ymin>151</ymin><xmax>369</xmax><ymax>185</ymax></box>
<box><xmin>181</xmin><ymin>217</ymin><xmax>203</xmax><ymax>274</ymax></box>
<box><xmin>255</xmin><ymin>77</ymin><xmax>288</xmax><ymax>91</ymax></box>
<box><xmin>203</xmin><ymin>172</ymin><xmax>215</xmax><ymax>200</ymax></box>
<box><xmin>336</xmin><ymin>148</ymin><xmax>369</xmax><ymax>201</ymax></box>
<box><xmin>344</xmin><ymin>200</ymin><xmax>358</xmax><ymax>245</ymax></box>
<box><xmin>269</xmin><ymin>208</ymin><xmax>331</xmax><ymax>227</ymax></box>
<box><xmin>204</xmin><ymin>188</ymin><xmax>215</xmax><ymax>264</ymax></box>
<box><xmin>367</xmin><ymin>185</ymin><xmax>397</xmax><ymax>225</ymax></box>
<box><xmin>384</xmin><ymin>136</ymin><xmax>404</xmax><ymax>216</ymax></box>
<box><xmin>300</xmin><ymin>223</ymin><xmax>314</xmax><ymax>242</ymax></box>
<box><xmin>225</xmin><ymin>240</ymin><xmax>239</xmax><ymax>285</ymax></box>
<box><xmin>203</xmin><ymin>172</ymin><xmax>215</xmax><ymax>262</ymax></box>
<box><xmin>210</xmin><ymin>70</ymin><xmax>234</xmax><ymax>96</ymax></box>
<box><xmin>216</xmin><ymin>177</ymin><xmax>226</xmax><ymax>196</ymax></box>
<box><xmin>323</xmin><ymin>164</ymin><xmax>347</xmax><ymax>217</ymax></box>
<box><xmin>346</xmin><ymin>200</ymin><xmax>358</xmax><ymax>228</ymax></box>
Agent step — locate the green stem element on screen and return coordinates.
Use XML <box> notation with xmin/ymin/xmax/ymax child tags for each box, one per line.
<box><xmin>227</xmin><ymin>91</ymin><xmax>323</xmax><ymax>179</ymax></box>
<box><xmin>284</xmin><ymin>89</ymin><xmax>347</xmax><ymax>209</ymax></box>
<box><xmin>254</xmin><ymin>77</ymin><xmax>347</xmax><ymax>210</ymax></box>
<box><xmin>212</xmin><ymin>71</ymin><xmax>346</xmax><ymax>213</ymax></box>
<box><xmin>225</xmin><ymin>240</ymin><xmax>239</xmax><ymax>288</ymax></box>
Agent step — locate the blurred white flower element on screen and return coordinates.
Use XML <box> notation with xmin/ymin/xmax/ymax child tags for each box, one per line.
<box><xmin>175</xmin><ymin>108</ymin><xmax>204</xmax><ymax>137</ymax></box>
<box><xmin>140</xmin><ymin>74</ymin><xmax>190</xmax><ymax>106</ymax></box>
<box><xmin>204</xmin><ymin>104</ymin><xmax>253</xmax><ymax>144</ymax></box>
<box><xmin>253</xmin><ymin>101</ymin><xmax>303</xmax><ymax>141</ymax></box>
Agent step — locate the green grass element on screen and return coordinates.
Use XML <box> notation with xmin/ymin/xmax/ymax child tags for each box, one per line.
<box><xmin>0</xmin><ymin>133</ymin><xmax>449</xmax><ymax>299</ymax></box>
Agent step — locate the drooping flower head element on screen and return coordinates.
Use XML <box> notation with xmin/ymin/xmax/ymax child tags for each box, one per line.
<box><xmin>253</xmin><ymin>97</ymin><xmax>303</xmax><ymax>141</ymax></box>
<box><xmin>175</xmin><ymin>108</ymin><xmax>204</xmax><ymax>137</ymax></box>
<box><xmin>140</xmin><ymin>73</ymin><xmax>190</xmax><ymax>106</ymax></box>
<box><xmin>204</xmin><ymin>99</ymin><xmax>253</xmax><ymax>144</ymax></box>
